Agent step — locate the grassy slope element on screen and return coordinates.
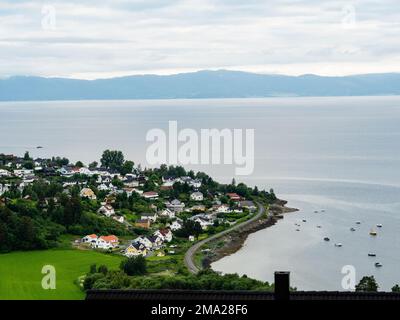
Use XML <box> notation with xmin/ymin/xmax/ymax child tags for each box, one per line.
<box><xmin>0</xmin><ymin>249</ymin><xmax>123</xmax><ymax>300</ymax></box>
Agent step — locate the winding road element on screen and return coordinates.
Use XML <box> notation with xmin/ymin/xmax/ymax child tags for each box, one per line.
<box><xmin>184</xmin><ymin>202</ymin><xmax>266</xmax><ymax>274</ymax></box>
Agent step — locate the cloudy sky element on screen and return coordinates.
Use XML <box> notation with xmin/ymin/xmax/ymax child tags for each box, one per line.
<box><xmin>1</xmin><ymin>0</ymin><xmax>400</xmax><ymax>79</ymax></box>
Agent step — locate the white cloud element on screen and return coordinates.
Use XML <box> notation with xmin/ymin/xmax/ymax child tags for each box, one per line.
<box><xmin>0</xmin><ymin>0</ymin><xmax>400</xmax><ymax>78</ymax></box>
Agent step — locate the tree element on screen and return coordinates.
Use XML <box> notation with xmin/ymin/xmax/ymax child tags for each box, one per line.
<box><xmin>100</xmin><ymin>150</ymin><xmax>125</xmax><ymax>171</ymax></box>
<box><xmin>24</xmin><ymin>151</ymin><xmax>31</xmax><ymax>161</ymax></box>
<box><xmin>89</xmin><ymin>264</ymin><xmax>97</xmax><ymax>274</ymax></box>
<box><xmin>392</xmin><ymin>284</ymin><xmax>400</xmax><ymax>292</ymax></box>
<box><xmin>75</xmin><ymin>161</ymin><xmax>84</xmax><ymax>168</ymax></box>
<box><xmin>120</xmin><ymin>160</ymin><xmax>134</xmax><ymax>176</ymax></box>
<box><xmin>89</xmin><ymin>161</ymin><xmax>98</xmax><ymax>169</ymax></box>
<box><xmin>355</xmin><ymin>276</ymin><xmax>379</xmax><ymax>292</ymax></box>
<box><xmin>120</xmin><ymin>256</ymin><xmax>147</xmax><ymax>276</ymax></box>
<box><xmin>176</xmin><ymin>220</ymin><xmax>202</xmax><ymax>238</ymax></box>
<box><xmin>63</xmin><ymin>196</ymin><xmax>82</xmax><ymax>226</ymax></box>
<box><xmin>98</xmin><ymin>265</ymin><xmax>108</xmax><ymax>275</ymax></box>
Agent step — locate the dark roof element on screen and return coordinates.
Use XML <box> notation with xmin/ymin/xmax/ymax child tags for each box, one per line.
<box><xmin>86</xmin><ymin>289</ymin><xmax>400</xmax><ymax>301</ymax></box>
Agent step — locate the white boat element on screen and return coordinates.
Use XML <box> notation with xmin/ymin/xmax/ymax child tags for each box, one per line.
<box><xmin>376</xmin><ymin>224</ymin><xmax>383</xmax><ymax>228</ymax></box>
<box><xmin>375</xmin><ymin>262</ymin><xmax>382</xmax><ymax>267</ymax></box>
<box><xmin>370</xmin><ymin>229</ymin><xmax>377</xmax><ymax>236</ymax></box>
<box><xmin>334</xmin><ymin>243</ymin><xmax>342</xmax><ymax>247</ymax></box>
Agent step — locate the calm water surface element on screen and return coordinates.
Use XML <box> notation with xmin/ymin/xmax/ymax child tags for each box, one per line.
<box><xmin>1</xmin><ymin>96</ymin><xmax>399</xmax><ymax>290</ymax></box>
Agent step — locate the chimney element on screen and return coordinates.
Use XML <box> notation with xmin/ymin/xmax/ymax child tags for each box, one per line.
<box><xmin>274</xmin><ymin>271</ymin><xmax>290</xmax><ymax>300</ymax></box>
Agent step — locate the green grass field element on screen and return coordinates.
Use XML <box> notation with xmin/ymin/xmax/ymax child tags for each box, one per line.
<box><xmin>0</xmin><ymin>249</ymin><xmax>123</xmax><ymax>300</ymax></box>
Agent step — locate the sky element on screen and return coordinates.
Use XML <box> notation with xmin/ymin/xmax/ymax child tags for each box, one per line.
<box><xmin>1</xmin><ymin>0</ymin><xmax>400</xmax><ymax>79</ymax></box>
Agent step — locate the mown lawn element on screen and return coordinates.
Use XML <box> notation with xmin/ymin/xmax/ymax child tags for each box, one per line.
<box><xmin>0</xmin><ymin>249</ymin><xmax>123</xmax><ymax>300</ymax></box>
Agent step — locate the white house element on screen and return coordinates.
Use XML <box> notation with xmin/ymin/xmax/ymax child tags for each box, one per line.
<box><xmin>170</xmin><ymin>220</ymin><xmax>183</xmax><ymax>231</ymax></box>
<box><xmin>112</xmin><ymin>215</ymin><xmax>125</xmax><ymax>223</ymax></box>
<box><xmin>98</xmin><ymin>183</ymin><xmax>111</xmax><ymax>191</ymax></box>
<box><xmin>189</xmin><ymin>235</ymin><xmax>195</xmax><ymax>242</ymax></box>
<box><xmin>123</xmin><ymin>177</ymin><xmax>139</xmax><ymax>188</ymax></box>
<box><xmin>0</xmin><ymin>184</ymin><xmax>10</xmax><ymax>196</ymax></box>
<box><xmin>215</xmin><ymin>204</ymin><xmax>230</xmax><ymax>213</ymax></box>
<box><xmin>98</xmin><ymin>204</ymin><xmax>115</xmax><ymax>217</ymax></box>
<box><xmin>148</xmin><ymin>235</ymin><xmax>164</xmax><ymax>249</ymax></box>
<box><xmin>190</xmin><ymin>191</ymin><xmax>204</xmax><ymax>201</ymax></box>
<box><xmin>194</xmin><ymin>217</ymin><xmax>213</xmax><ymax>230</ymax></box>
<box><xmin>79</xmin><ymin>167</ymin><xmax>92</xmax><ymax>175</ymax></box>
<box><xmin>188</xmin><ymin>179</ymin><xmax>202</xmax><ymax>188</ymax></box>
<box><xmin>81</xmin><ymin>234</ymin><xmax>98</xmax><ymax>244</ymax></box>
<box><xmin>161</xmin><ymin>179</ymin><xmax>174</xmax><ymax>188</ymax></box>
<box><xmin>154</xmin><ymin>228</ymin><xmax>173</xmax><ymax>242</ymax></box>
<box><xmin>13</xmin><ymin>169</ymin><xmax>34</xmax><ymax>177</ymax></box>
<box><xmin>160</xmin><ymin>208</ymin><xmax>175</xmax><ymax>219</ymax></box>
<box><xmin>134</xmin><ymin>235</ymin><xmax>163</xmax><ymax>250</ymax></box>
<box><xmin>140</xmin><ymin>212</ymin><xmax>158</xmax><ymax>222</ymax></box>
<box><xmin>93</xmin><ymin>235</ymin><xmax>119</xmax><ymax>250</ymax></box>
<box><xmin>134</xmin><ymin>236</ymin><xmax>154</xmax><ymax>250</ymax></box>
<box><xmin>0</xmin><ymin>169</ymin><xmax>10</xmax><ymax>177</ymax></box>
<box><xmin>166</xmin><ymin>199</ymin><xmax>185</xmax><ymax>213</ymax></box>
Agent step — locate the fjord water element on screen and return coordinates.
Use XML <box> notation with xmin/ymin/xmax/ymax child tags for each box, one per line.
<box><xmin>1</xmin><ymin>96</ymin><xmax>400</xmax><ymax>290</ymax></box>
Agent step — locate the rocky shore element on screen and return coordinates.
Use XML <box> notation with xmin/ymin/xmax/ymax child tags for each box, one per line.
<box><xmin>201</xmin><ymin>200</ymin><xmax>298</xmax><ymax>269</ymax></box>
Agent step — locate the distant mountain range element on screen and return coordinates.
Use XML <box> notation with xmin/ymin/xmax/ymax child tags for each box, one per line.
<box><xmin>1</xmin><ymin>70</ymin><xmax>400</xmax><ymax>101</ymax></box>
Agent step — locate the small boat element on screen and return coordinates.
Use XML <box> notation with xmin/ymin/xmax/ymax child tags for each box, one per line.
<box><xmin>368</xmin><ymin>253</ymin><xmax>376</xmax><ymax>257</ymax></box>
<box><xmin>350</xmin><ymin>228</ymin><xmax>356</xmax><ymax>231</ymax></box>
<box><xmin>324</xmin><ymin>237</ymin><xmax>330</xmax><ymax>241</ymax></box>
<box><xmin>314</xmin><ymin>211</ymin><xmax>318</xmax><ymax>213</ymax></box>
<box><xmin>321</xmin><ymin>210</ymin><xmax>325</xmax><ymax>212</ymax></box>
<box><xmin>376</xmin><ymin>224</ymin><xmax>383</xmax><ymax>228</ymax></box>
<box><xmin>296</xmin><ymin>229</ymin><xmax>300</xmax><ymax>232</ymax></box>
<box><xmin>375</xmin><ymin>262</ymin><xmax>382</xmax><ymax>267</ymax></box>
<box><xmin>36</xmin><ymin>146</ymin><xmax>43</xmax><ymax>149</ymax></box>
<box><xmin>302</xmin><ymin>219</ymin><xmax>307</xmax><ymax>222</ymax></box>
<box><xmin>335</xmin><ymin>243</ymin><xmax>343</xmax><ymax>247</ymax></box>
<box><xmin>370</xmin><ymin>229</ymin><xmax>377</xmax><ymax>236</ymax></box>
<box><xmin>356</xmin><ymin>221</ymin><xmax>361</xmax><ymax>224</ymax></box>
<box><xmin>317</xmin><ymin>225</ymin><xmax>322</xmax><ymax>228</ymax></box>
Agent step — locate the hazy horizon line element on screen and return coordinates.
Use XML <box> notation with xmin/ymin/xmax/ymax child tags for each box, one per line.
<box><xmin>2</xmin><ymin>69</ymin><xmax>400</xmax><ymax>81</ymax></box>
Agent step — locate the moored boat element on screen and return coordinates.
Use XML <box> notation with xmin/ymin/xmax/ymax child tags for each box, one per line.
<box><xmin>370</xmin><ymin>229</ymin><xmax>377</xmax><ymax>236</ymax></box>
<box><xmin>368</xmin><ymin>253</ymin><xmax>376</xmax><ymax>257</ymax></box>
<box><xmin>375</xmin><ymin>262</ymin><xmax>382</xmax><ymax>267</ymax></box>
<box><xmin>324</xmin><ymin>237</ymin><xmax>330</xmax><ymax>241</ymax></box>
<box><xmin>334</xmin><ymin>243</ymin><xmax>342</xmax><ymax>247</ymax></box>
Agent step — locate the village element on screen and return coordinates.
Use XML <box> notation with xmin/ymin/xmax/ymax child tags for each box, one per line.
<box><xmin>0</xmin><ymin>152</ymin><xmax>263</xmax><ymax>262</ymax></box>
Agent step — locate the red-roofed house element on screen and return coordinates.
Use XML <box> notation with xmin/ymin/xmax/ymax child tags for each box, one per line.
<box><xmin>154</xmin><ymin>228</ymin><xmax>173</xmax><ymax>242</ymax></box>
<box><xmin>82</xmin><ymin>234</ymin><xmax>98</xmax><ymax>244</ymax></box>
<box><xmin>227</xmin><ymin>193</ymin><xmax>241</xmax><ymax>201</ymax></box>
<box><xmin>93</xmin><ymin>235</ymin><xmax>119</xmax><ymax>249</ymax></box>
<box><xmin>142</xmin><ymin>191</ymin><xmax>159</xmax><ymax>199</ymax></box>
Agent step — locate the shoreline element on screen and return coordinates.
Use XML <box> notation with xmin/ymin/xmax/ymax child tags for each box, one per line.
<box><xmin>201</xmin><ymin>200</ymin><xmax>298</xmax><ymax>269</ymax></box>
